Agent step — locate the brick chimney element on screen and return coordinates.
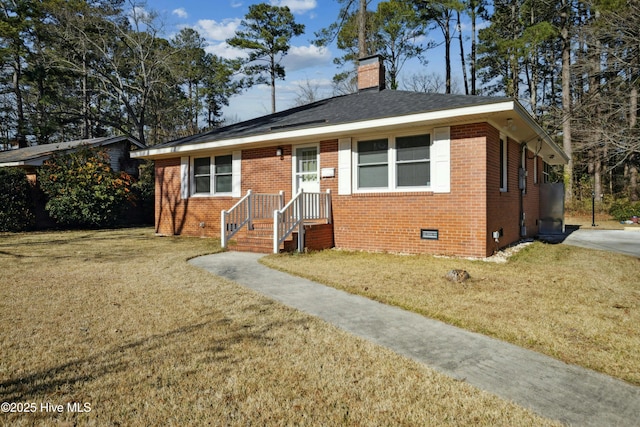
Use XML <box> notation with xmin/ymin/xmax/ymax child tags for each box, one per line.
<box><xmin>357</xmin><ymin>54</ymin><xmax>385</xmax><ymax>91</ymax></box>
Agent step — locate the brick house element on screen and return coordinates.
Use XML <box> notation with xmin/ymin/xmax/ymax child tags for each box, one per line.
<box><xmin>132</xmin><ymin>55</ymin><xmax>568</xmax><ymax>257</ymax></box>
<box><xmin>0</xmin><ymin>135</ymin><xmax>145</xmax><ymax>181</ymax></box>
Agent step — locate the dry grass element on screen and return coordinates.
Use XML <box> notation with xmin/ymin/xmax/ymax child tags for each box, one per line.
<box><xmin>262</xmin><ymin>242</ymin><xmax>640</xmax><ymax>386</ymax></box>
<box><xmin>0</xmin><ymin>229</ymin><xmax>558</xmax><ymax>426</ymax></box>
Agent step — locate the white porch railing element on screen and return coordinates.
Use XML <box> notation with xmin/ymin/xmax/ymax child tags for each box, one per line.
<box><xmin>221</xmin><ymin>190</ymin><xmax>284</xmax><ymax>248</ymax></box>
<box><xmin>273</xmin><ymin>189</ymin><xmax>332</xmax><ymax>254</ymax></box>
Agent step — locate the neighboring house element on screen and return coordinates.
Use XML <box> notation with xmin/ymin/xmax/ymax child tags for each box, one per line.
<box><xmin>0</xmin><ymin>136</ymin><xmax>145</xmax><ymax>181</ymax></box>
<box><xmin>0</xmin><ymin>135</ymin><xmax>146</xmax><ymax>228</ymax></box>
<box><xmin>131</xmin><ymin>55</ymin><xmax>568</xmax><ymax>258</ymax></box>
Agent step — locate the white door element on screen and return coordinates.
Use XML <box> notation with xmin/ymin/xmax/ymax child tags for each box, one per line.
<box><xmin>295</xmin><ymin>146</ymin><xmax>320</xmax><ymax>193</ymax></box>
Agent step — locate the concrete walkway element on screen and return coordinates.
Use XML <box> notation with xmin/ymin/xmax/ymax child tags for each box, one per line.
<box><xmin>190</xmin><ymin>252</ymin><xmax>640</xmax><ymax>427</ymax></box>
<box><xmin>562</xmin><ymin>228</ymin><xmax>640</xmax><ymax>258</ymax></box>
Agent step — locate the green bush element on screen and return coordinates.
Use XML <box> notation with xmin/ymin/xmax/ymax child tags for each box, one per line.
<box><xmin>609</xmin><ymin>199</ymin><xmax>640</xmax><ymax>222</ymax></box>
<box><xmin>0</xmin><ymin>168</ymin><xmax>36</xmax><ymax>231</ymax></box>
<box><xmin>37</xmin><ymin>148</ymin><xmax>135</xmax><ymax>227</ymax></box>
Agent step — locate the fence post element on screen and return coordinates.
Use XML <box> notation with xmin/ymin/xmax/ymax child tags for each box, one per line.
<box><xmin>273</xmin><ymin>210</ymin><xmax>280</xmax><ymax>254</ymax></box>
<box><xmin>220</xmin><ymin>210</ymin><xmax>227</xmax><ymax>248</ymax></box>
<box><xmin>246</xmin><ymin>189</ymin><xmax>253</xmax><ymax>230</ymax></box>
<box><xmin>279</xmin><ymin>190</ymin><xmax>285</xmax><ymax>210</ymax></box>
<box><xmin>326</xmin><ymin>188</ymin><xmax>332</xmax><ymax>224</ymax></box>
<box><xmin>297</xmin><ymin>189</ymin><xmax>304</xmax><ymax>252</ymax></box>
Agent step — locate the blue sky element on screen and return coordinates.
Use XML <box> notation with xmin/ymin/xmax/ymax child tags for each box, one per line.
<box><xmin>146</xmin><ymin>0</ymin><xmax>462</xmax><ymax>122</ymax></box>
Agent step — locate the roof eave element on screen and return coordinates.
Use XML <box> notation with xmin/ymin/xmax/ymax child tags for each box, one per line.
<box><xmin>513</xmin><ymin>103</ymin><xmax>569</xmax><ymax>165</ymax></box>
<box><xmin>132</xmin><ymin>100</ymin><xmax>518</xmax><ymax>159</ymax></box>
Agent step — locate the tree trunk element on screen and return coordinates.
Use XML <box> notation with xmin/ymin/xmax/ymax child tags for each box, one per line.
<box><xmin>470</xmin><ymin>2</ymin><xmax>477</xmax><ymax>95</ymax></box>
<box><xmin>628</xmin><ymin>60</ymin><xmax>638</xmax><ymax>200</ymax></box>
<box><xmin>561</xmin><ymin>0</ymin><xmax>574</xmax><ymax>202</ymax></box>
<box><xmin>590</xmin><ymin>12</ymin><xmax>602</xmax><ymax>202</ymax></box>
<box><xmin>445</xmin><ymin>21</ymin><xmax>451</xmax><ymax>94</ymax></box>
<box><xmin>457</xmin><ymin>10</ymin><xmax>469</xmax><ymax>95</ymax></box>
<box><xmin>631</xmin><ymin>161</ymin><xmax>639</xmax><ymax>201</ymax></box>
<box><xmin>271</xmin><ymin>57</ymin><xmax>276</xmax><ymax>113</ymax></box>
<box><xmin>358</xmin><ymin>0</ymin><xmax>366</xmax><ymax>57</ymax></box>
<box><xmin>529</xmin><ymin>6</ymin><xmax>538</xmax><ymax>114</ymax></box>
<box><xmin>82</xmin><ymin>52</ymin><xmax>90</xmax><ymax>139</ymax></box>
<box><xmin>12</xmin><ymin>55</ymin><xmax>26</xmax><ymax>145</ymax></box>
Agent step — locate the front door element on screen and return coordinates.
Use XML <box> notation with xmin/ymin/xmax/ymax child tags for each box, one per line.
<box><xmin>295</xmin><ymin>146</ymin><xmax>320</xmax><ymax>194</ymax></box>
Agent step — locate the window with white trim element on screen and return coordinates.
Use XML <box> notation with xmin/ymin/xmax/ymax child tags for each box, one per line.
<box><xmin>194</xmin><ymin>157</ymin><xmax>211</xmax><ymax>193</ymax></box>
<box><xmin>396</xmin><ymin>134</ymin><xmax>430</xmax><ymax>187</ymax></box>
<box><xmin>356</xmin><ymin>133</ymin><xmax>431</xmax><ymax>191</ymax></box>
<box><xmin>193</xmin><ymin>154</ymin><xmax>233</xmax><ymax>195</ymax></box>
<box><xmin>214</xmin><ymin>155</ymin><xmax>232</xmax><ymax>193</ymax></box>
<box><xmin>358</xmin><ymin>139</ymin><xmax>389</xmax><ymax>188</ymax></box>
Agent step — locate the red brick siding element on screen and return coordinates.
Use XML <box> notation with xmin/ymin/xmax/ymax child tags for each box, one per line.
<box><xmin>358</xmin><ymin>61</ymin><xmax>384</xmax><ymax>90</ymax></box>
<box><xmin>304</xmin><ymin>223</ymin><xmax>334</xmax><ymax>251</ymax></box>
<box><xmin>319</xmin><ymin>139</ymin><xmax>339</xmax><ymax>195</ymax></box>
<box><xmin>329</xmin><ymin>124</ymin><xmax>489</xmax><ymax>257</ymax></box>
<box><xmin>155</xmin><ymin>158</ymin><xmax>235</xmax><ymax>237</ymax></box>
<box><xmin>523</xmin><ymin>151</ymin><xmax>541</xmax><ymax>237</ymax></box>
<box><xmin>155</xmin><ymin>122</ymin><xmax>536</xmax><ymax>257</ymax></box>
<box><xmin>486</xmin><ymin>131</ymin><xmax>521</xmax><ymax>253</ymax></box>
<box><xmin>242</xmin><ymin>146</ymin><xmax>292</xmax><ymax>198</ymax></box>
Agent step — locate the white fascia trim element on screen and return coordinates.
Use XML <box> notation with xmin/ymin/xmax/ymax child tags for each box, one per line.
<box><xmin>513</xmin><ymin>103</ymin><xmax>569</xmax><ymax>164</ymax></box>
<box><xmin>0</xmin><ymin>161</ymin><xmax>25</xmax><ymax>167</ymax></box>
<box><xmin>132</xmin><ymin>101</ymin><xmax>517</xmax><ymax>159</ymax></box>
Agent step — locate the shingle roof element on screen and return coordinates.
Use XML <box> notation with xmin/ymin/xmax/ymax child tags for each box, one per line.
<box><xmin>0</xmin><ymin>136</ymin><xmax>144</xmax><ymax>166</ymax></box>
<box><xmin>155</xmin><ymin>89</ymin><xmax>511</xmax><ymax>148</ymax></box>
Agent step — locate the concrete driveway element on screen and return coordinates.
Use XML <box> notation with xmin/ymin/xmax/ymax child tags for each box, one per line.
<box><xmin>562</xmin><ymin>228</ymin><xmax>640</xmax><ymax>257</ymax></box>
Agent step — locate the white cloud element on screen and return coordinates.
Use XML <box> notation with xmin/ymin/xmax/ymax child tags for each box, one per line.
<box><xmin>130</xmin><ymin>6</ymin><xmax>151</xmax><ymax>21</ymax></box>
<box><xmin>172</xmin><ymin>8</ymin><xmax>188</xmax><ymax>19</ymax></box>
<box><xmin>270</xmin><ymin>0</ymin><xmax>317</xmax><ymax>14</ymax></box>
<box><xmin>283</xmin><ymin>44</ymin><xmax>331</xmax><ymax>72</ymax></box>
<box><xmin>195</xmin><ymin>18</ymin><xmax>242</xmax><ymax>41</ymax></box>
<box><xmin>205</xmin><ymin>42</ymin><xmax>247</xmax><ymax>60</ymax></box>
<box><xmin>231</xmin><ymin>0</ymin><xmax>243</xmax><ymax>7</ymax></box>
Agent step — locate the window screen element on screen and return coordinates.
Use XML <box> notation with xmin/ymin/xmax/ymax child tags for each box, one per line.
<box><xmin>214</xmin><ymin>155</ymin><xmax>232</xmax><ymax>193</ymax></box>
<box><xmin>194</xmin><ymin>157</ymin><xmax>211</xmax><ymax>193</ymax></box>
<box><xmin>396</xmin><ymin>134</ymin><xmax>430</xmax><ymax>187</ymax></box>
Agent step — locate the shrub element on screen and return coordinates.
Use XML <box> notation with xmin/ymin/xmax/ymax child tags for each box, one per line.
<box><xmin>37</xmin><ymin>148</ymin><xmax>135</xmax><ymax>227</ymax></box>
<box><xmin>0</xmin><ymin>168</ymin><xmax>36</xmax><ymax>231</ymax></box>
<box><xmin>609</xmin><ymin>199</ymin><xmax>640</xmax><ymax>222</ymax></box>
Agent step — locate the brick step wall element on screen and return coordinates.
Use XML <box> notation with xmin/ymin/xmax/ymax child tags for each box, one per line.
<box><xmin>230</xmin><ymin>233</ymin><xmax>297</xmax><ymax>254</ymax></box>
<box><xmin>229</xmin><ymin>221</ymin><xmax>334</xmax><ymax>254</ymax></box>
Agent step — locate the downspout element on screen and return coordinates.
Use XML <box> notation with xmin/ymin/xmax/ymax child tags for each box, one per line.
<box><xmin>519</xmin><ymin>142</ymin><xmax>527</xmax><ymax>238</ymax></box>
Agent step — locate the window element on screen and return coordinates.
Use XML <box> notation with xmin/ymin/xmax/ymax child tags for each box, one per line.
<box><xmin>192</xmin><ymin>154</ymin><xmax>233</xmax><ymax>195</ymax></box>
<box><xmin>193</xmin><ymin>157</ymin><xmax>211</xmax><ymax>193</ymax></box>
<box><xmin>356</xmin><ymin>134</ymin><xmax>433</xmax><ymax>191</ymax></box>
<box><xmin>214</xmin><ymin>155</ymin><xmax>232</xmax><ymax>193</ymax></box>
<box><xmin>396</xmin><ymin>134</ymin><xmax>430</xmax><ymax>187</ymax></box>
<box><xmin>358</xmin><ymin>139</ymin><xmax>388</xmax><ymax>188</ymax></box>
<box><xmin>500</xmin><ymin>137</ymin><xmax>508</xmax><ymax>191</ymax></box>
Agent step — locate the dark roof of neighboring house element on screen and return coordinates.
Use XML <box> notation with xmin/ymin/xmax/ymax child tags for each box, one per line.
<box><xmin>155</xmin><ymin>89</ymin><xmax>511</xmax><ymax>149</ymax></box>
<box><xmin>0</xmin><ymin>136</ymin><xmax>145</xmax><ymax>167</ymax></box>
